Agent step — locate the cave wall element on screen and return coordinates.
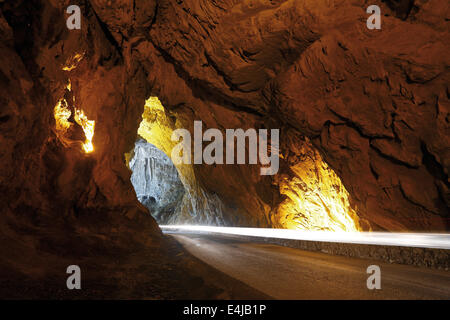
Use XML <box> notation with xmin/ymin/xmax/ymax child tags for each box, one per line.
<box><xmin>0</xmin><ymin>0</ymin><xmax>162</xmax><ymax>273</ymax></box>
<box><xmin>268</xmin><ymin>0</ymin><xmax>450</xmax><ymax>230</ymax></box>
<box><xmin>0</xmin><ymin>0</ymin><xmax>448</xmax><ymax>262</ymax></box>
<box><xmin>127</xmin><ymin>0</ymin><xmax>448</xmax><ymax>231</ymax></box>
<box><xmin>0</xmin><ymin>0</ymin><xmax>448</xmax><ymax>300</ymax></box>
<box><xmin>135</xmin><ymin>97</ymin><xmax>230</xmax><ymax>226</ymax></box>
<box><xmin>129</xmin><ymin>138</ymin><xmax>185</xmax><ymax>224</ymax></box>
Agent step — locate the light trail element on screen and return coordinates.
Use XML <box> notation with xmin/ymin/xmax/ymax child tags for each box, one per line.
<box><xmin>160</xmin><ymin>225</ymin><xmax>450</xmax><ymax>250</ymax></box>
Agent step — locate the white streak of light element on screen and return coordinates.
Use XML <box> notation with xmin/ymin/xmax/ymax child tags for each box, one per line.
<box><xmin>160</xmin><ymin>225</ymin><xmax>450</xmax><ymax>250</ymax></box>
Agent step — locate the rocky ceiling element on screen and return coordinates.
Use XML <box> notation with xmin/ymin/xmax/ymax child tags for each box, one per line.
<box><xmin>0</xmin><ymin>0</ymin><xmax>448</xmax><ymax>297</ymax></box>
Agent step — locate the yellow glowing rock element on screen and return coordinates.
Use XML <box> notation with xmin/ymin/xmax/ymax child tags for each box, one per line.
<box><xmin>137</xmin><ymin>97</ymin><xmax>174</xmax><ymax>155</ymax></box>
<box><xmin>74</xmin><ymin>108</ymin><xmax>95</xmax><ymax>153</ymax></box>
<box><xmin>53</xmin><ymin>79</ymin><xmax>95</xmax><ymax>153</ymax></box>
<box><xmin>62</xmin><ymin>53</ymin><xmax>84</xmax><ymax>71</ymax></box>
<box><xmin>54</xmin><ymin>98</ymin><xmax>72</xmax><ymax>132</ymax></box>
<box><xmin>274</xmin><ymin>145</ymin><xmax>361</xmax><ymax>232</ymax></box>
<box><xmin>137</xmin><ymin>97</ymin><xmax>194</xmax><ymax>183</ymax></box>
<box><xmin>137</xmin><ymin>97</ymin><xmax>361</xmax><ymax>231</ymax></box>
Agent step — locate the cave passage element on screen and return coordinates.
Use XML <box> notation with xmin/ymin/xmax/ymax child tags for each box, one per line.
<box><xmin>1</xmin><ymin>0</ymin><xmax>449</xmax><ymax>301</ymax></box>
<box><xmin>128</xmin><ymin>97</ymin><xmax>362</xmax><ymax>231</ymax></box>
<box><xmin>127</xmin><ymin>97</ymin><xmax>227</xmax><ymax>226</ymax></box>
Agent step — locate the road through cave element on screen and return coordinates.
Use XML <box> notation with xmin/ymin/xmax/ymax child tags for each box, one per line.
<box><xmin>0</xmin><ymin>0</ymin><xmax>448</xmax><ymax>300</ymax></box>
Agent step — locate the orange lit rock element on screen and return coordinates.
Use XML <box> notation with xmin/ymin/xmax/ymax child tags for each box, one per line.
<box><xmin>0</xmin><ymin>0</ymin><xmax>448</xmax><ymax>298</ymax></box>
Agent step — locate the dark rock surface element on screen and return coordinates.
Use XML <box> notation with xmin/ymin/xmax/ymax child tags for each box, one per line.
<box><xmin>0</xmin><ymin>0</ymin><xmax>448</xmax><ymax>298</ymax></box>
<box><xmin>140</xmin><ymin>0</ymin><xmax>449</xmax><ymax>231</ymax></box>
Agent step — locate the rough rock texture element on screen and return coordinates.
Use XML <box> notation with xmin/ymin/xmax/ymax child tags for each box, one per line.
<box><xmin>130</xmin><ymin>138</ymin><xmax>185</xmax><ymax>224</ymax></box>
<box><xmin>135</xmin><ymin>0</ymin><xmax>449</xmax><ymax>231</ymax></box>
<box><xmin>273</xmin><ymin>129</ymin><xmax>363</xmax><ymax>231</ymax></box>
<box><xmin>0</xmin><ymin>0</ymin><xmax>448</xmax><ymax>298</ymax></box>
<box><xmin>0</xmin><ymin>0</ymin><xmax>260</xmax><ymax>298</ymax></box>
<box><xmin>135</xmin><ymin>96</ymin><xmax>229</xmax><ymax>226</ymax></box>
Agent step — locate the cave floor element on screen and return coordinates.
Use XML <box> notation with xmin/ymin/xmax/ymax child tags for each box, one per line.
<box><xmin>0</xmin><ymin>233</ymin><xmax>268</xmax><ymax>300</ymax></box>
<box><xmin>170</xmin><ymin>233</ymin><xmax>450</xmax><ymax>300</ymax></box>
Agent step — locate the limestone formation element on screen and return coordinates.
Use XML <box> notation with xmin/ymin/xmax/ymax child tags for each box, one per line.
<box><xmin>0</xmin><ymin>0</ymin><xmax>448</xmax><ymax>298</ymax></box>
<box><xmin>129</xmin><ymin>138</ymin><xmax>185</xmax><ymax>224</ymax></box>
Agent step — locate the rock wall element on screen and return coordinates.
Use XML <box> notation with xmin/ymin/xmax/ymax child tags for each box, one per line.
<box><xmin>132</xmin><ymin>0</ymin><xmax>449</xmax><ymax>231</ymax></box>
<box><xmin>273</xmin><ymin>129</ymin><xmax>363</xmax><ymax>231</ymax></box>
<box><xmin>1</xmin><ymin>0</ymin><xmax>445</xmax><ymax>233</ymax></box>
<box><xmin>135</xmin><ymin>97</ymin><xmax>230</xmax><ymax>226</ymax></box>
<box><xmin>0</xmin><ymin>0</ymin><xmax>163</xmax><ymax>294</ymax></box>
<box><xmin>0</xmin><ymin>0</ymin><xmax>448</xmax><ymax>296</ymax></box>
<box><xmin>129</xmin><ymin>138</ymin><xmax>185</xmax><ymax>224</ymax></box>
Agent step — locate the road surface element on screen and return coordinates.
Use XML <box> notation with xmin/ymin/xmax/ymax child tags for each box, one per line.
<box><xmin>168</xmin><ymin>232</ymin><xmax>450</xmax><ymax>299</ymax></box>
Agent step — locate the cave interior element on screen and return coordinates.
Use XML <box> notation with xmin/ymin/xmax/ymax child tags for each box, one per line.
<box><xmin>0</xmin><ymin>0</ymin><xmax>448</xmax><ymax>298</ymax></box>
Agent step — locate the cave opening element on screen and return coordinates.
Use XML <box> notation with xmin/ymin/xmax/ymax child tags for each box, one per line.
<box><xmin>127</xmin><ymin>97</ymin><xmax>363</xmax><ymax>231</ymax></box>
<box><xmin>126</xmin><ymin>96</ymin><xmax>188</xmax><ymax>225</ymax></box>
<box><xmin>1</xmin><ymin>0</ymin><xmax>449</xmax><ymax>301</ymax></box>
<box><xmin>127</xmin><ymin>97</ymin><xmax>227</xmax><ymax>226</ymax></box>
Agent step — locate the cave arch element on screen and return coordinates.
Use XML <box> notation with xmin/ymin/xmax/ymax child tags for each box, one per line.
<box><xmin>127</xmin><ymin>97</ymin><xmax>228</xmax><ymax>226</ymax></box>
<box><xmin>127</xmin><ymin>97</ymin><xmax>363</xmax><ymax>231</ymax></box>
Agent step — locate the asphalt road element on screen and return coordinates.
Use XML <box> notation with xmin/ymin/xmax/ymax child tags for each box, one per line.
<box><xmin>169</xmin><ymin>232</ymin><xmax>450</xmax><ymax>299</ymax></box>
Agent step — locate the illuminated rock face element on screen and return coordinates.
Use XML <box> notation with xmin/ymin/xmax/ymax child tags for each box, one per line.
<box><xmin>134</xmin><ymin>97</ymin><xmax>228</xmax><ymax>226</ymax></box>
<box><xmin>0</xmin><ymin>0</ymin><xmax>448</xmax><ymax>298</ymax></box>
<box><xmin>130</xmin><ymin>139</ymin><xmax>184</xmax><ymax>224</ymax></box>
<box><xmin>133</xmin><ymin>97</ymin><xmax>361</xmax><ymax>230</ymax></box>
<box><xmin>133</xmin><ymin>0</ymin><xmax>449</xmax><ymax>231</ymax></box>
<box><xmin>273</xmin><ymin>131</ymin><xmax>362</xmax><ymax>231</ymax></box>
<box><xmin>0</xmin><ymin>0</ymin><xmax>163</xmax><ymax>266</ymax></box>
<box><xmin>0</xmin><ymin>0</ymin><xmax>448</xmax><ymax>276</ymax></box>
